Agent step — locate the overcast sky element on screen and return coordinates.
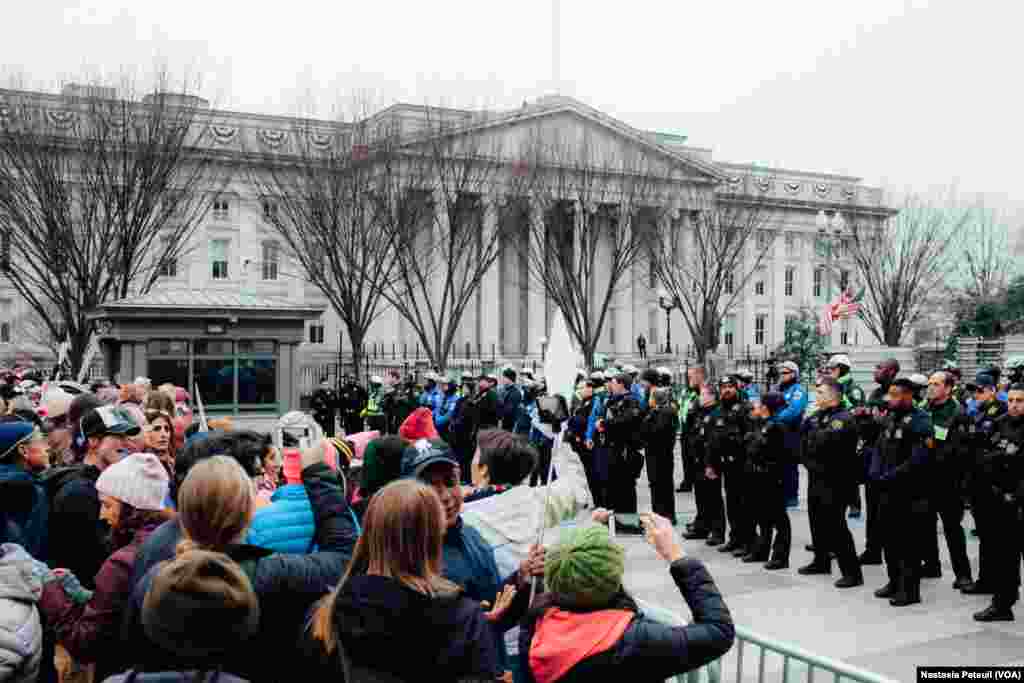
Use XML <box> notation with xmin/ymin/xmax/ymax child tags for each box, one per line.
<box><xmin>3</xmin><ymin>0</ymin><xmax>1022</xmax><ymax>222</ymax></box>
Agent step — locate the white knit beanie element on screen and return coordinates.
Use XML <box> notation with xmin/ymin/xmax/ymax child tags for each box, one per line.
<box><xmin>96</xmin><ymin>453</ymin><xmax>169</xmax><ymax>511</ymax></box>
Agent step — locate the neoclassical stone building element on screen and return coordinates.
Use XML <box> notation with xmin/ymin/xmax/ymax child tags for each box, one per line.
<box><xmin>0</xmin><ymin>88</ymin><xmax>894</xmax><ymax>375</ymax></box>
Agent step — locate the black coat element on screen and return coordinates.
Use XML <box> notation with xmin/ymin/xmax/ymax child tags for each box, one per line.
<box><xmin>47</xmin><ymin>465</ymin><xmax>108</xmax><ymax>589</ymax></box>
<box><xmin>866</xmin><ymin>407</ymin><xmax>934</xmax><ymax>504</ymax></box>
<box><xmin>298</xmin><ymin>575</ymin><xmax>500</xmax><ymax>683</ymax></box>
<box><xmin>518</xmin><ymin>558</ymin><xmax>734</xmax><ymax>683</ymax></box>
<box><xmin>497</xmin><ymin>384</ymin><xmax>523</xmax><ymax>432</ymax></box>
<box><xmin>705</xmin><ymin>398</ymin><xmax>750</xmax><ymax>472</ymax></box>
<box><xmin>642</xmin><ymin>405</ymin><xmax>678</xmax><ymax>457</ymax></box>
<box><xmin>121</xmin><ymin>463</ymin><xmax>358</xmax><ymax>683</ymax></box>
<box><xmin>801</xmin><ymin>406</ymin><xmax>859</xmax><ymax>498</ymax></box>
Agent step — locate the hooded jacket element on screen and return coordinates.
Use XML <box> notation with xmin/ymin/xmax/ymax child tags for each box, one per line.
<box><xmin>0</xmin><ymin>463</ymin><xmax>48</xmax><ymax>562</ymax></box>
<box><xmin>518</xmin><ymin>558</ymin><xmax>734</xmax><ymax>683</ymax></box>
<box><xmin>299</xmin><ymin>575</ymin><xmax>500</xmax><ymax>682</ymax></box>
<box><xmin>47</xmin><ymin>464</ymin><xmax>108</xmax><ymax>588</ymax></box>
<box><xmin>0</xmin><ymin>543</ymin><xmax>44</xmax><ymax>683</ymax></box>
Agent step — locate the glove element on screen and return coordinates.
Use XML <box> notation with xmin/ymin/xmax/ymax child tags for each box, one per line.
<box><xmin>25</xmin><ymin>556</ymin><xmax>55</xmax><ymax>585</ymax></box>
<box><xmin>58</xmin><ymin>572</ymin><xmax>94</xmax><ymax>605</ymax></box>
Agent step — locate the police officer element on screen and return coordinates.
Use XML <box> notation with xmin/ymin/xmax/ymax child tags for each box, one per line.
<box><xmin>960</xmin><ymin>372</ymin><xmax>1008</xmax><ymax>596</ymax></box>
<box><xmin>825</xmin><ymin>354</ymin><xmax>865</xmax><ymax>519</ymax></box>
<box><xmin>433</xmin><ymin>374</ymin><xmax>463</xmax><ymax>442</ymax></box>
<box><xmin>310</xmin><ymin>377</ymin><xmax>338</xmax><ymax>437</ymax></box>
<box><xmin>745</xmin><ymin>391</ymin><xmax>792</xmax><ymax>569</ymax></box>
<box><xmin>710</xmin><ymin>375</ymin><xmax>753</xmax><ymax>556</ymax></box>
<box><xmin>597</xmin><ymin>372</ymin><xmax>644</xmax><ymax>534</ymax></box>
<box><xmin>921</xmin><ymin>371</ymin><xmax>973</xmax><ymax>589</ymax></box>
<box><xmin>853</xmin><ymin>358</ymin><xmax>901</xmax><ymax>565</ymax></box>
<box><xmin>973</xmin><ymin>383</ymin><xmax>1024</xmax><ymax>621</ymax></box>
<box><xmin>735</xmin><ymin>368</ymin><xmax>760</xmax><ymax>403</ymax></box>
<box><xmin>799</xmin><ymin>378</ymin><xmax>864</xmax><ymax>588</ymax></box>
<box><xmin>338</xmin><ymin>374</ymin><xmax>369</xmax><ymax>435</ymax></box>
<box><xmin>683</xmin><ymin>380</ymin><xmax>727</xmax><ymax>546</ymax></box>
<box><xmin>775</xmin><ymin>361</ymin><xmax>808</xmax><ymax>508</ymax></box>
<box><xmin>676</xmin><ymin>366</ymin><xmax>704</xmax><ymax>495</ymax></box>
<box><xmin>868</xmin><ymin>376</ymin><xmax>935</xmax><ymax>607</ymax></box>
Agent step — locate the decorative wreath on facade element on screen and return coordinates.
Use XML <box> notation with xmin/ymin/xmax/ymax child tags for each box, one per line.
<box><xmin>257</xmin><ymin>128</ymin><xmax>287</xmax><ymax>149</ymax></box>
<box><xmin>308</xmin><ymin>131</ymin><xmax>333</xmax><ymax>151</ymax></box>
<box><xmin>812</xmin><ymin>182</ymin><xmax>831</xmax><ymax>197</ymax></box>
<box><xmin>208</xmin><ymin>124</ymin><xmax>238</xmax><ymax>145</ymax></box>
<box><xmin>841</xmin><ymin>186</ymin><xmax>856</xmax><ymax>200</ymax></box>
<box><xmin>46</xmin><ymin>109</ymin><xmax>77</xmax><ymax>130</ymax></box>
<box><xmin>783</xmin><ymin>182</ymin><xmax>802</xmax><ymax>194</ymax></box>
<box><xmin>753</xmin><ymin>177</ymin><xmax>773</xmax><ymax>193</ymax></box>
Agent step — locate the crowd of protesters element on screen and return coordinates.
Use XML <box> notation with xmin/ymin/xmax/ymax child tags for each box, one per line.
<box><xmin>0</xmin><ymin>367</ymin><xmax>734</xmax><ymax>683</ymax></box>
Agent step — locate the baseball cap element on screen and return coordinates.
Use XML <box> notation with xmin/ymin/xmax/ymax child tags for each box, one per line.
<box><xmin>400</xmin><ymin>438</ymin><xmax>459</xmax><ymax>479</ymax></box>
<box><xmin>891</xmin><ymin>376</ymin><xmax>919</xmax><ymax>391</ymax></box>
<box><xmin>974</xmin><ymin>372</ymin><xmax>996</xmax><ymax>389</ymax></box>
<box><xmin>80</xmin><ymin>405</ymin><xmax>141</xmax><ymax>439</ymax></box>
<box><xmin>718</xmin><ymin>375</ymin><xmax>737</xmax><ymax>386</ymax></box>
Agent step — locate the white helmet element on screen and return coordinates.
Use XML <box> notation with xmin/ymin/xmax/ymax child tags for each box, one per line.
<box><xmin>826</xmin><ymin>354</ymin><xmax>852</xmax><ymax>369</ymax></box>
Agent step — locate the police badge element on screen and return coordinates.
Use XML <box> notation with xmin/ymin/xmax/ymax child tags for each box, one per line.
<box><xmin>894</xmin><ymin>429</ymin><xmax>903</xmax><ymax>439</ymax></box>
<box><xmin>1008</xmin><ymin>443</ymin><xmax>1020</xmax><ymax>456</ymax></box>
<box><xmin>830</xmin><ymin>420</ymin><xmax>844</xmax><ymax>431</ymax></box>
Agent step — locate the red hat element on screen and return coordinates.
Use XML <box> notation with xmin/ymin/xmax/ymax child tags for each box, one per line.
<box><xmin>399</xmin><ymin>408</ymin><xmax>439</xmax><ymax>442</ymax></box>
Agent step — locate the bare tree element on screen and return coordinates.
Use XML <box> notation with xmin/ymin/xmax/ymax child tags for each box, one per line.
<box><xmin>0</xmin><ymin>75</ymin><xmax>222</xmax><ymax>373</ymax></box>
<box><xmin>252</xmin><ymin>107</ymin><xmax>405</xmax><ymax>381</ymax></box>
<box><xmin>845</xmin><ymin>193</ymin><xmax>969</xmax><ymax>346</ymax></box>
<box><xmin>514</xmin><ymin>127</ymin><xmax>667</xmax><ymax>368</ymax></box>
<box><xmin>953</xmin><ymin>204</ymin><xmax>1018</xmax><ymax>305</ymax></box>
<box><xmin>648</xmin><ymin>175</ymin><xmax>777</xmax><ymax>363</ymax></box>
<box><xmin>377</xmin><ymin>108</ymin><xmax>517</xmax><ymax>372</ymax></box>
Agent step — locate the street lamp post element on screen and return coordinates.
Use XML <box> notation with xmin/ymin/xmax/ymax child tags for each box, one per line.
<box><xmin>539</xmin><ymin>336</ymin><xmax>548</xmax><ymax>365</ymax></box>
<box><xmin>657</xmin><ymin>288</ymin><xmax>675</xmax><ymax>355</ymax></box>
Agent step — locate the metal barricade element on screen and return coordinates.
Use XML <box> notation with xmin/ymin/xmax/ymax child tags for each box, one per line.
<box><xmin>636</xmin><ymin>601</ymin><xmax>896</xmax><ymax>683</ymax></box>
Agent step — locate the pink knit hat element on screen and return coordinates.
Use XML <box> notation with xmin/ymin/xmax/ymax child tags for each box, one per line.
<box><xmin>96</xmin><ymin>453</ymin><xmax>169</xmax><ymax>511</ymax></box>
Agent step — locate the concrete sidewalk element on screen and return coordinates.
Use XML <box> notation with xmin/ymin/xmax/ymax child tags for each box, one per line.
<box><xmin>615</xmin><ymin>468</ymin><xmax>1024</xmax><ymax>682</ymax></box>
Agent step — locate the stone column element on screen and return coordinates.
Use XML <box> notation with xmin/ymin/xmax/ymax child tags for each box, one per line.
<box><xmin>477</xmin><ymin>199</ymin><xmax>501</xmax><ymax>360</ymax></box>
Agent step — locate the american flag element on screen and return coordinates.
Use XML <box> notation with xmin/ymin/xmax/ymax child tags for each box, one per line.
<box><xmin>819</xmin><ymin>289</ymin><xmax>862</xmax><ymax>336</ymax></box>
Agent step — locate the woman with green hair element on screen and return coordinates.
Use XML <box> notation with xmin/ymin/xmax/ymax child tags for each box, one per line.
<box><xmin>518</xmin><ymin>513</ymin><xmax>734</xmax><ymax>683</ymax></box>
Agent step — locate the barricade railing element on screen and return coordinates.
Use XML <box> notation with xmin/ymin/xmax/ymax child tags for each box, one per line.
<box><xmin>637</xmin><ymin>601</ymin><xmax>896</xmax><ymax>683</ymax></box>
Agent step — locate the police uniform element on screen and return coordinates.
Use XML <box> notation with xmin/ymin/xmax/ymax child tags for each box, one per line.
<box><xmin>800</xmin><ymin>405</ymin><xmax>863</xmax><ymax>585</ymax></box>
<box><xmin>676</xmin><ymin>385</ymin><xmax>701</xmax><ymax>493</ymax></box>
<box><xmin>682</xmin><ymin>398</ymin><xmax>720</xmax><ymax>541</ymax></box>
<box><xmin>707</xmin><ymin>386</ymin><xmax>751</xmax><ymax>553</ymax></box>
<box><xmin>310</xmin><ymin>384</ymin><xmax>338</xmax><ymax>437</ymax></box>
<box><xmin>854</xmin><ymin>383</ymin><xmax>891</xmax><ymax>564</ymax></box>
<box><xmin>961</xmin><ymin>397</ymin><xmax>1008</xmax><ymax>594</ymax></box>
<box><xmin>921</xmin><ymin>397</ymin><xmax>973</xmax><ymax>586</ymax></box>
<box><xmin>338</xmin><ymin>379</ymin><xmax>368</xmax><ymax>436</ymax></box>
<box><xmin>602</xmin><ymin>390</ymin><xmax>644</xmax><ymax>523</ymax></box>
<box><xmin>745</xmin><ymin>414</ymin><xmax>791</xmax><ymax>567</ymax></box>
<box><xmin>974</xmin><ymin>412</ymin><xmax>1024</xmax><ymax>620</ymax></box>
<box><xmin>868</xmin><ymin>403</ymin><xmax>935</xmax><ymax>606</ymax></box>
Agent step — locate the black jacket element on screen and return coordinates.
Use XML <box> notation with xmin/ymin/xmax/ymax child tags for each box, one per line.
<box><xmin>705</xmin><ymin>398</ymin><xmax>750</xmax><ymax>472</ymax></box>
<box><xmin>518</xmin><ymin>558</ymin><xmax>734</xmax><ymax>683</ymax></box>
<box><xmin>744</xmin><ymin>418</ymin><xmax>788</xmax><ymax>482</ymax></box>
<box><xmin>47</xmin><ymin>464</ymin><xmax>108</xmax><ymax>588</ymax></box>
<box><xmin>981</xmin><ymin>414</ymin><xmax>1024</xmax><ymax>503</ymax></box>
<box><xmin>867</xmin><ymin>406</ymin><xmax>934</xmax><ymax>503</ymax></box>
<box><xmin>603</xmin><ymin>393</ymin><xmax>642</xmax><ymax>453</ymax></box>
<box><xmin>121</xmin><ymin>463</ymin><xmax>358</xmax><ymax>683</ymax></box>
<box><xmin>497</xmin><ymin>384</ymin><xmax>523</xmax><ymax>432</ymax></box>
<box><xmin>298</xmin><ymin>575</ymin><xmax>500</xmax><ymax>683</ymax></box>
<box><xmin>642</xmin><ymin>404</ymin><xmax>678</xmax><ymax>456</ymax></box>
<box><xmin>801</xmin><ymin>406</ymin><xmax>859</xmax><ymax>490</ymax></box>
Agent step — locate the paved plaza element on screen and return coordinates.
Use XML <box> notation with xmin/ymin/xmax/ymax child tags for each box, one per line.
<box><xmin>615</xmin><ymin>468</ymin><xmax>1024</xmax><ymax>682</ymax></box>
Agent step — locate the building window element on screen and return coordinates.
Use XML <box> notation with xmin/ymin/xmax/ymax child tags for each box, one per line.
<box><xmin>785</xmin><ymin>267</ymin><xmax>795</xmax><ymax>297</ymax></box>
<box><xmin>755</xmin><ymin>314</ymin><xmax>767</xmax><ymax>346</ymax></box>
<box><xmin>309</xmin><ymin>324</ymin><xmax>325</xmax><ymax>344</ymax></box>
<box><xmin>723</xmin><ymin>315</ymin><xmax>736</xmax><ymax>348</ymax></box>
<box><xmin>756</xmin><ymin>230</ymin><xmax>772</xmax><ymax>252</ymax></box>
<box><xmin>841</xmin><ymin>237</ymin><xmax>853</xmax><ymax>259</ymax></box>
<box><xmin>212</xmin><ymin>198</ymin><xmax>230</xmax><ymax>221</ymax></box>
<box><xmin>724</xmin><ymin>272</ymin><xmax>734</xmax><ymax>295</ymax></box>
<box><xmin>210</xmin><ymin>239</ymin><xmax>229</xmax><ymax>280</ymax></box>
<box><xmin>785</xmin><ymin>232</ymin><xmax>797</xmax><ymax>256</ymax></box>
<box><xmin>159</xmin><ymin>254</ymin><xmax>177</xmax><ymax>278</ymax></box>
<box><xmin>813</xmin><ymin>267</ymin><xmax>823</xmax><ymax>298</ymax></box>
<box><xmin>149</xmin><ymin>339</ymin><xmax>278</xmax><ymax>414</ymax></box>
<box><xmin>754</xmin><ymin>269</ymin><xmax>766</xmax><ymax>296</ymax></box>
<box><xmin>261</xmin><ymin>199</ymin><xmax>278</xmax><ymax>222</ymax></box>
<box><xmin>840</xmin><ymin>330</ymin><xmax>850</xmax><ymax>345</ymax></box>
<box><xmin>261</xmin><ymin>241</ymin><xmax>280</xmax><ymax>281</ymax></box>
<box><xmin>839</xmin><ymin>269</ymin><xmax>850</xmax><ymax>292</ymax></box>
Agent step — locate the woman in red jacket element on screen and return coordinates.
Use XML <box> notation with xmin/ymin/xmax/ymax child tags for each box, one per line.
<box><xmin>39</xmin><ymin>452</ymin><xmax>168</xmax><ymax>682</ymax></box>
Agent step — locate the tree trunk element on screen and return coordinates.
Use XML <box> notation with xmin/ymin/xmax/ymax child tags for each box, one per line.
<box><xmin>348</xmin><ymin>327</ymin><xmax>366</xmax><ymax>385</ymax></box>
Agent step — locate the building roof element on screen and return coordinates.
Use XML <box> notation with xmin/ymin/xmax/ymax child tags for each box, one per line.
<box><xmin>89</xmin><ymin>289</ymin><xmax>325</xmax><ymax>319</ymax></box>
